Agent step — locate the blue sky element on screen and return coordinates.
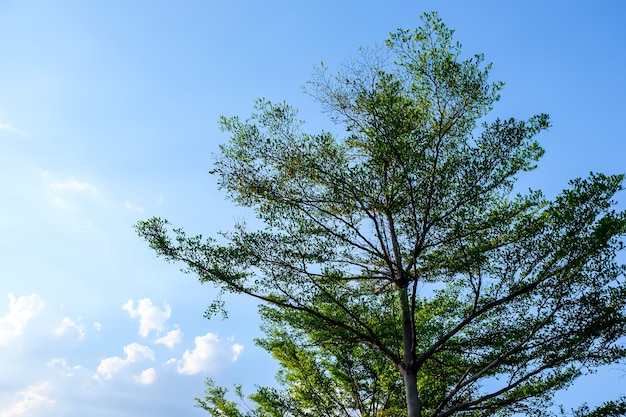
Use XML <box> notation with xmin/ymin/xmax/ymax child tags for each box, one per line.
<box><xmin>0</xmin><ymin>1</ymin><xmax>625</xmax><ymax>416</ymax></box>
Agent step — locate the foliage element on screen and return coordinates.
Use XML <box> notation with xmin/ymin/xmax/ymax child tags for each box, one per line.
<box><xmin>566</xmin><ymin>397</ymin><xmax>626</xmax><ymax>417</ymax></box>
<box><xmin>136</xmin><ymin>12</ymin><xmax>626</xmax><ymax>417</ymax></box>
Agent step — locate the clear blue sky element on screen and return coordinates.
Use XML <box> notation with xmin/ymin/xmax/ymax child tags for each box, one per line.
<box><xmin>1</xmin><ymin>1</ymin><xmax>624</xmax><ymax>416</ymax></box>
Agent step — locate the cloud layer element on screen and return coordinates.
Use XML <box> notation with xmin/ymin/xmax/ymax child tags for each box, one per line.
<box><xmin>0</xmin><ymin>382</ymin><xmax>54</xmax><ymax>417</ymax></box>
<box><xmin>0</xmin><ymin>294</ymin><xmax>245</xmax><ymax>416</ymax></box>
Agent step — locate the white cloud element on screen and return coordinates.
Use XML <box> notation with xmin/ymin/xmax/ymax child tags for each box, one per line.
<box><xmin>231</xmin><ymin>343</ymin><xmax>244</xmax><ymax>362</ymax></box>
<box><xmin>177</xmin><ymin>333</ymin><xmax>243</xmax><ymax>375</ymax></box>
<box><xmin>124</xmin><ymin>343</ymin><xmax>155</xmax><ymax>362</ymax></box>
<box><xmin>177</xmin><ymin>333</ymin><xmax>219</xmax><ymax>375</ymax></box>
<box><xmin>41</xmin><ymin>172</ymin><xmax>99</xmax><ymax>211</ymax></box>
<box><xmin>47</xmin><ymin>177</ymin><xmax>98</xmax><ymax>194</ymax></box>
<box><xmin>155</xmin><ymin>328</ymin><xmax>182</xmax><ymax>348</ymax></box>
<box><xmin>93</xmin><ymin>322</ymin><xmax>101</xmax><ymax>331</ymax></box>
<box><xmin>96</xmin><ymin>357</ymin><xmax>125</xmax><ymax>380</ymax></box>
<box><xmin>124</xmin><ymin>202</ymin><xmax>144</xmax><ymax>213</ymax></box>
<box><xmin>54</xmin><ymin>317</ymin><xmax>85</xmax><ymax>340</ymax></box>
<box><xmin>0</xmin><ymin>294</ymin><xmax>45</xmax><ymax>346</ymax></box>
<box><xmin>96</xmin><ymin>343</ymin><xmax>154</xmax><ymax>381</ymax></box>
<box><xmin>135</xmin><ymin>368</ymin><xmax>156</xmax><ymax>385</ymax></box>
<box><xmin>47</xmin><ymin>358</ymin><xmax>83</xmax><ymax>377</ymax></box>
<box><xmin>47</xmin><ymin>358</ymin><xmax>67</xmax><ymax>368</ymax></box>
<box><xmin>50</xmin><ymin>197</ymin><xmax>75</xmax><ymax>211</ymax></box>
<box><xmin>122</xmin><ymin>299</ymin><xmax>171</xmax><ymax>338</ymax></box>
<box><xmin>0</xmin><ymin>382</ymin><xmax>55</xmax><ymax>417</ymax></box>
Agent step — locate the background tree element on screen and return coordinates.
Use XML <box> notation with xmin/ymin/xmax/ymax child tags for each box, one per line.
<box><xmin>136</xmin><ymin>12</ymin><xmax>626</xmax><ymax>417</ymax></box>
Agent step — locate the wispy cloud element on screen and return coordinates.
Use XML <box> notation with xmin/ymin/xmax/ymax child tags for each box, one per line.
<box><xmin>47</xmin><ymin>358</ymin><xmax>84</xmax><ymax>377</ymax></box>
<box><xmin>44</xmin><ymin>174</ymin><xmax>98</xmax><ymax>194</ymax></box>
<box><xmin>41</xmin><ymin>172</ymin><xmax>99</xmax><ymax>211</ymax></box>
<box><xmin>177</xmin><ymin>332</ymin><xmax>243</xmax><ymax>375</ymax></box>
<box><xmin>0</xmin><ymin>122</ymin><xmax>25</xmax><ymax>136</ymax></box>
<box><xmin>50</xmin><ymin>197</ymin><xmax>76</xmax><ymax>211</ymax></box>
<box><xmin>122</xmin><ymin>299</ymin><xmax>171</xmax><ymax>338</ymax></box>
<box><xmin>125</xmin><ymin>202</ymin><xmax>144</xmax><ymax>214</ymax></box>
<box><xmin>0</xmin><ymin>382</ymin><xmax>55</xmax><ymax>417</ymax></box>
<box><xmin>0</xmin><ymin>294</ymin><xmax>45</xmax><ymax>346</ymax></box>
<box><xmin>95</xmin><ymin>343</ymin><xmax>155</xmax><ymax>380</ymax></box>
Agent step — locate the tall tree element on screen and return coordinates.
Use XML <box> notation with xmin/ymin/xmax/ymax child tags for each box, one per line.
<box><xmin>136</xmin><ymin>12</ymin><xmax>626</xmax><ymax>417</ymax></box>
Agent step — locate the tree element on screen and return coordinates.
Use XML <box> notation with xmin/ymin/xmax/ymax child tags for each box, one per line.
<box><xmin>195</xmin><ymin>303</ymin><xmax>406</xmax><ymax>416</ymax></box>
<box><xmin>136</xmin><ymin>12</ymin><xmax>626</xmax><ymax>417</ymax></box>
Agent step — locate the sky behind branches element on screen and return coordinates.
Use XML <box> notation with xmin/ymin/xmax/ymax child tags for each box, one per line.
<box><xmin>1</xmin><ymin>1</ymin><xmax>625</xmax><ymax>416</ymax></box>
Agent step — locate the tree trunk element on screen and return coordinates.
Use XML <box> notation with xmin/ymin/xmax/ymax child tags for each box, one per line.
<box><xmin>402</xmin><ymin>366</ymin><xmax>421</xmax><ymax>417</ymax></box>
<box><xmin>399</xmin><ymin>286</ymin><xmax>421</xmax><ymax>417</ymax></box>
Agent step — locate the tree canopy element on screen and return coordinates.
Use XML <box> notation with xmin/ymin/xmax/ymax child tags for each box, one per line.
<box><xmin>136</xmin><ymin>12</ymin><xmax>626</xmax><ymax>417</ymax></box>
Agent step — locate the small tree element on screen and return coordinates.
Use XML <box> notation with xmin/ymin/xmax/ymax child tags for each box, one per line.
<box><xmin>136</xmin><ymin>12</ymin><xmax>626</xmax><ymax>417</ymax></box>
